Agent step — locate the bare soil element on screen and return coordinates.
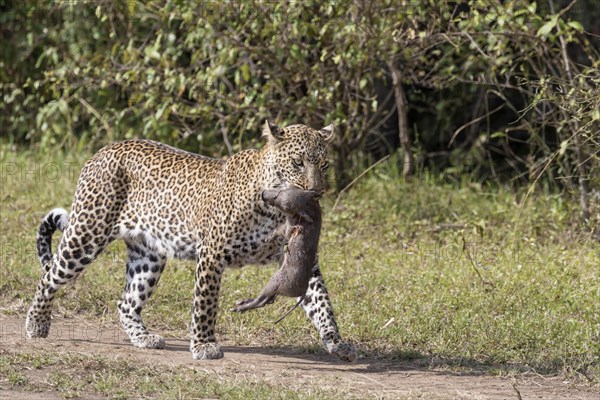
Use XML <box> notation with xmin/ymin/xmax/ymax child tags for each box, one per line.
<box><xmin>0</xmin><ymin>315</ymin><xmax>596</xmax><ymax>399</ymax></box>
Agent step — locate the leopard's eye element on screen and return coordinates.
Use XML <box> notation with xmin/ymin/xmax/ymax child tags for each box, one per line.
<box><xmin>292</xmin><ymin>158</ymin><xmax>304</xmax><ymax>168</ymax></box>
<box><xmin>320</xmin><ymin>161</ymin><xmax>329</xmax><ymax>170</ymax></box>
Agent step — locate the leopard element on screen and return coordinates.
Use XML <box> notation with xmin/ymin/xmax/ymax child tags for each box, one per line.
<box><xmin>25</xmin><ymin>120</ymin><xmax>357</xmax><ymax>362</ymax></box>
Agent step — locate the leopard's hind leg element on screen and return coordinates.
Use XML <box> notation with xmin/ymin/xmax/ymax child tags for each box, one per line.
<box><xmin>118</xmin><ymin>239</ymin><xmax>167</xmax><ymax>349</ymax></box>
<box><xmin>26</xmin><ymin>160</ymin><xmax>124</xmax><ymax>339</ymax></box>
<box><xmin>25</xmin><ymin>211</ymin><xmax>114</xmax><ymax>338</ymax></box>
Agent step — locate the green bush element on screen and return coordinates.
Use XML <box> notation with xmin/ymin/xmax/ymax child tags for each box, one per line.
<box><xmin>1</xmin><ymin>1</ymin><xmax>598</xmax><ymax>198</ymax></box>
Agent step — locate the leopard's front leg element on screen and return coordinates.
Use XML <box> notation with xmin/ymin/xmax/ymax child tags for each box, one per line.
<box><xmin>301</xmin><ymin>263</ymin><xmax>357</xmax><ymax>363</ymax></box>
<box><xmin>190</xmin><ymin>248</ymin><xmax>224</xmax><ymax>360</ymax></box>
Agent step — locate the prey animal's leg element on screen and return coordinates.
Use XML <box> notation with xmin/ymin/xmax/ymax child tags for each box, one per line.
<box><xmin>301</xmin><ymin>264</ymin><xmax>357</xmax><ymax>362</ymax></box>
<box><xmin>230</xmin><ymin>294</ymin><xmax>277</xmax><ymax>312</ymax></box>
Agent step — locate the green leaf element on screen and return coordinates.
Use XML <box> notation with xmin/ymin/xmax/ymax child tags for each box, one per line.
<box><xmin>558</xmin><ymin>139</ymin><xmax>569</xmax><ymax>156</ymax></box>
<box><xmin>290</xmin><ymin>44</ymin><xmax>300</xmax><ymax>59</ymax></box>
<box><xmin>240</xmin><ymin>64</ymin><xmax>250</xmax><ymax>82</ymax></box>
<box><xmin>567</xmin><ymin>21</ymin><xmax>584</xmax><ymax>33</ymax></box>
<box><xmin>537</xmin><ymin>15</ymin><xmax>558</xmax><ymax>38</ymax></box>
<box><xmin>155</xmin><ymin>103</ymin><xmax>168</xmax><ymax>120</ymax></box>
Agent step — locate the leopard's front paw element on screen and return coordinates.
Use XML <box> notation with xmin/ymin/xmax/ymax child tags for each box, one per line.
<box><xmin>326</xmin><ymin>341</ymin><xmax>357</xmax><ymax>363</ymax></box>
<box><xmin>25</xmin><ymin>311</ymin><xmax>51</xmax><ymax>339</ymax></box>
<box><xmin>131</xmin><ymin>333</ymin><xmax>165</xmax><ymax>349</ymax></box>
<box><xmin>191</xmin><ymin>342</ymin><xmax>224</xmax><ymax>360</ymax></box>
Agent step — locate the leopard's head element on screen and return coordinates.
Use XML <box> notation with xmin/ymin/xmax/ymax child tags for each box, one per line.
<box><xmin>262</xmin><ymin>121</ymin><xmax>333</xmax><ymax>194</ymax></box>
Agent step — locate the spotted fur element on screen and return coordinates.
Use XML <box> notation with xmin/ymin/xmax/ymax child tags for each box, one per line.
<box><xmin>25</xmin><ymin>121</ymin><xmax>356</xmax><ymax>362</ymax></box>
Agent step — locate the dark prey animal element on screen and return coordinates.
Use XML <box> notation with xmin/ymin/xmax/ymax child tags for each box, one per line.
<box><xmin>231</xmin><ymin>187</ymin><xmax>322</xmax><ymax>320</ymax></box>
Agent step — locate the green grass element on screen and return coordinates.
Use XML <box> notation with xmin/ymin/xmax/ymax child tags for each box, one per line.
<box><xmin>0</xmin><ymin>350</ymin><xmax>338</xmax><ymax>399</ymax></box>
<box><xmin>325</xmin><ymin>171</ymin><xmax>599</xmax><ymax>374</ymax></box>
<box><xmin>1</xmin><ymin>145</ymin><xmax>599</xmax><ymax>396</ymax></box>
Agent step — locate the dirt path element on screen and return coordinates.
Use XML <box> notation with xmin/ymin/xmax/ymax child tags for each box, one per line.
<box><xmin>0</xmin><ymin>315</ymin><xmax>596</xmax><ymax>399</ymax></box>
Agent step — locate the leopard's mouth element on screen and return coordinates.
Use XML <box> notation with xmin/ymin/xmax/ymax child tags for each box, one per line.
<box><xmin>270</xmin><ymin>179</ymin><xmax>324</xmax><ymax>196</ymax></box>
<box><xmin>283</xmin><ymin>182</ymin><xmax>325</xmax><ymax>197</ymax></box>
<box><xmin>275</xmin><ymin>180</ymin><xmax>294</xmax><ymax>190</ymax></box>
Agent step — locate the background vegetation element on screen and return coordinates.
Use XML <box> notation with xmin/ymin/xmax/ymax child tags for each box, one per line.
<box><xmin>1</xmin><ymin>0</ymin><xmax>598</xmax><ymax>209</ymax></box>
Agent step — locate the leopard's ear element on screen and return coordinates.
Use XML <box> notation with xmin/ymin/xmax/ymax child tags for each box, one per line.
<box><xmin>319</xmin><ymin>124</ymin><xmax>335</xmax><ymax>144</ymax></box>
<box><xmin>262</xmin><ymin>120</ymin><xmax>284</xmax><ymax>143</ymax></box>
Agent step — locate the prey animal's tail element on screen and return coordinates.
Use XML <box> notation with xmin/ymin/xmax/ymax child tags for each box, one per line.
<box><xmin>273</xmin><ymin>295</ymin><xmax>305</xmax><ymax>324</ymax></box>
<box><xmin>36</xmin><ymin>208</ymin><xmax>68</xmax><ymax>271</ymax></box>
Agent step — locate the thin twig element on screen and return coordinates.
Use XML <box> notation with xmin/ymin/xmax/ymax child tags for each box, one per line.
<box><xmin>511</xmin><ymin>145</ymin><xmax>562</xmax><ymax>250</ymax></box>
<box><xmin>388</xmin><ymin>59</ymin><xmax>413</xmax><ymax>177</ymax></box>
<box><xmin>219</xmin><ymin>119</ymin><xmax>233</xmax><ymax>156</ymax></box>
<box><xmin>448</xmin><ymin>104</ymin><xmax>505</xmax><ymax>146</ymax></box>
<box><xmin>462</xmin><ymin>236</ymin><xmax>495</xmax><ymax>290</ymax></box>
<box><xmin>463</xmin><ymin>31</ymin><xmax>492</xmax><ymax>61</ymax></box>
<box><xmin>512</xmin><ymin>382</ymin><xmax>523</xmax><ymax>400</ymax></box>
<box><xmin>78</xmin><ymin>97</ymin><xmax>114</xmax><ymax>140</ymax></box>
<box><xmin>332</xmin><ymin>155</ymin><xmax>390</xmax><ymax>212</ymax></box>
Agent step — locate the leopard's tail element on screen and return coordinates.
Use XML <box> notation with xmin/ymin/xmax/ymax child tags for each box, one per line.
<box><xmin>37</xmin><ymin>208</ymin><xmax>68</xmax><ymax>271</ymax></box>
